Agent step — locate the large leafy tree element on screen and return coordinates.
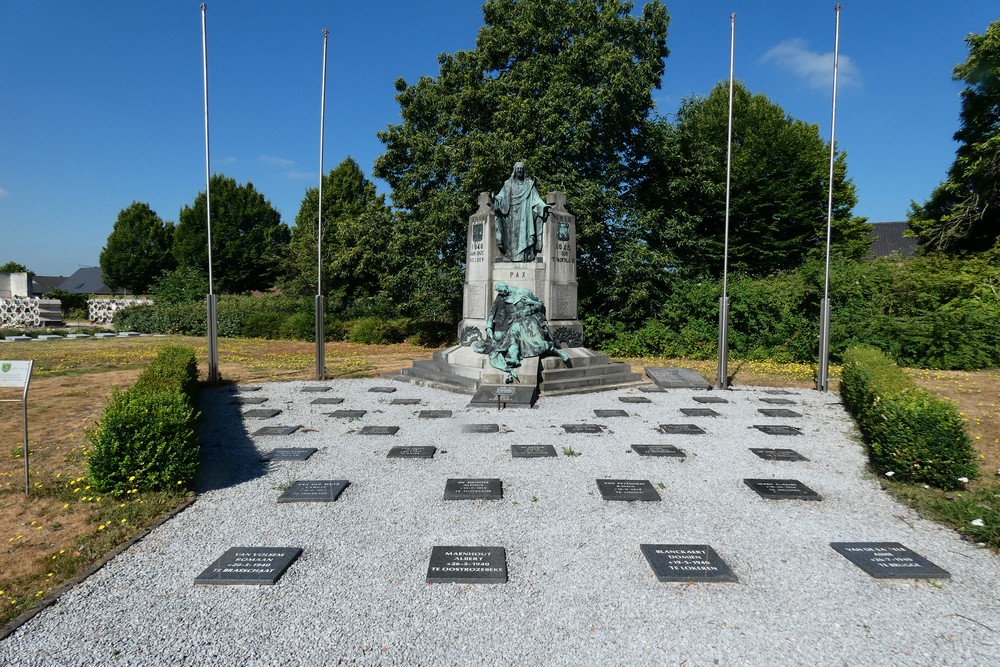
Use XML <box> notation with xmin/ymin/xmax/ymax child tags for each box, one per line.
<box><xmin>173</xmin><ymin>175</ymin><xmax>290</xmax><ymax>294</ymax></box>
<box><xmin>99</xmin><ymin>202</ymin><xmax>175</xmax><ymax>294</ymax></box>
<box><xmin>374</xmin><ymin>0</ymin><xmax>669</xmax><ymax>314</ymax></box>
<box><xmin>0</xmin><ymin>262</ymin><xmax>30</xmax><ymax>273</ymax></box>
<box><xmin>909</xmin><ymin>20</ymin><xmax>1000</xmax><ymax>253</ymax></box>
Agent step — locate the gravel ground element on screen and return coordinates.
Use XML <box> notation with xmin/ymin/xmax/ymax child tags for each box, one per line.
<box><xmin>1</xmin><ymin>378</ymin><xmax>998</xmax><ymax>666</ymax></box>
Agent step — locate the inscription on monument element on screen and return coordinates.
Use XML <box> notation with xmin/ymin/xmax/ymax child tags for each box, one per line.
<box><xmin>562</xmin><ymin>424</ymin><xmax>603</xmax><ymax>434</ymax></box>
<box><xmin>743</xmin><ymin>478</ymin><xmax>821</xmax><ymax>500</ymax></box>
<box><xmin>463</xmin><ymin>423</ymin><xmax>500</xmax><ymax>434</ymax></box>
<box><xmin>419</xmin><ymin>410</ymin><xmax>453</xmax><ymax>419</ymax></box>
<box><xmin>758</xmin><ymin>408</ymin><xmax>803</xmax><ymax>418</ymax></box>
<box><xmin>680</xmin><ymin>408</ymin><xmax>720</xmax><ymax>417</ymax></box>
<box><xmin>753</xmin><ymin>425</ymin><xmax>802</xmax><ymax>436</ymax></box>
<box><xmin>444</xmin><ymin>478</ymin><xmax>503</xmax><ymax>500</ymax></box>
<box><xmin>387</xmin><ymin>446</ymin><xmax>436</xmax><ymax>459</ymax></box>
<box><xmin>640</xmin><ymin>544</ymin><xmax>738</xmax><ymax>583</ymax></box>
<box><xmin>619</xmin><ymin>396</ymin><xmax>652</xmax><ymax>404</ymax></box>
<box><xmin>359</xmin><ymin>426</ymin><xmax>399</xmax><ymax>436</ymax></box>
<box><xmin>252</xmin><ymin>426</ymin><xmax>299</xmax><ymax>437</ymax></box>
<box><xmin>511</xmin><ymin>444</ymin><xmax>557</xmax><ymax>458</ymax></box>
<box><xmin>594</xmin><ymin>409</ymin><xmax>629</xmax><ymax>418</ymax></box>
<box><xmin>310</xmin><ymin>397</ymin><xmax>344</xmax><ymax>405</ymax></box>
<box><xmin>327</xmin><ymin>410</ymin><xmax>367</xmax><ymax>419</ymax></box>
<box><xmin>277</xmin><ymin>480</ymin><xmax>349</xmax><ymax>503</ymax></box>
<box><xmin>426</xmin><ymin>546</ymin><xmax>508</xmax><ymax>584</ymax></box>
<box><xmin>243</xmin><ymin>409</ymin><xmax>281</xmax><ymax>419</ymax></box>
<box><xmin>259</xmin><ymin>447</ymin><xmax>317</xmax><ymax>462</ymax></box>
<box><xmin>632</xmin><ymin>445</ymin><xmax>686</xmax><ymax>458</ymax></box>
<box><xmin>368</xmin><ymin>386</ymin><xmax>397</xmax><ymax>393</ymax></box>
<box><xmin>830</xmin><ymin>542</ymin><xmax>950</xmax><ymax>579</ymax></box>
<box><xmin>692</xmin><ymin>396</ymin><xmax>729</xmax><ymax>404</ymax></box>
<box><xmin>390</xmin><ymin>398</ymin><xmax>422</xmax><ymax>405</ymax></box>
<box><xmin>750</xmin><ymin>448</ymin><xmax>809</xmax><ymax>462</ymax></box>
<box><xmin>596</xmin><ymin>479</ymin><xmax>661</xmax><ymax>502</ymax></box>
<box><xmin>195</xmin><ymin>547</ymin><xmax>302</xmax><ymax>586</ymax></box>
<box><xmin>659</xmin><ymin>424</ymin><xmax>705</xmax><ymax>435</ymax></box>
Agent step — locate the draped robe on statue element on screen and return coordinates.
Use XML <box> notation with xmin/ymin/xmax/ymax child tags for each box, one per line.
<box><xmin>493</xmin><ymin>171</ymin><xmax>548</xmax><ymax>262</ymax></box>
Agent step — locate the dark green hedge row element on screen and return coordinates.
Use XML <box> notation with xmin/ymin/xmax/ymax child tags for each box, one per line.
<box><xmin>87</xmin><ymin>346</ymin><xmax>200</xmax><ymax>495</ymax></box>
<box><xmin>840</xmin><ymin>345</ymin><xmax>978</xmax><ymax>490</ymax></box>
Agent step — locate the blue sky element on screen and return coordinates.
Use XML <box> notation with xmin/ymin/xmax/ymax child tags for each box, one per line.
<box><xmin>1</xmin><ymin>1</ymin><xmax>997</xmax><ymax>276</ymax></box>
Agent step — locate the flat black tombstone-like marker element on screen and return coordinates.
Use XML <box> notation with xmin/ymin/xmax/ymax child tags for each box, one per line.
<box><xmin>744</xmin><ymin>478</ymin><xmax>821</xmax><ymax>500</ymax></box>
<box><xmin>368</xmin><ymin>386</ymin><xmax>397</xmax><ymax>393</ymax></box>
<box><xmin>758</xmin><ymin>408</ymin><xmax>803</xmax><ymax>418</ymax></box>
<box><xmin>444</xmin><ymin>478</ymin><xmax>503</xmax><ymax>500</ymax></box>
<box><xmin>252</xmin><ymin>426</ymin><xmax>300</xmax><ymax>437</ymax></box>
<box><xmin>640</xmin><ymin>544</ymin><xmax>738</xmax><ymax>583</ymax></box>
<box><xmin>764</xmin><ymin>389</ymin><xmax>793</xmax><ymax>395</ymax></box>
<box><xmin>562</xmin><ymin>424</ymin><xmax>603</xmax><ymax>434</ymax></box>
<box><xmin>659</xmin><ymin>424</ymin><xmax>706</xmax><ymax>435</ymax></box>
<box><xmin>238</xmin><ymin>386</ymin><xmax>263</xmax><ymax>392</ymax></box>
<box><xmin>753</xmin><ymin>425</ymin><xmax>802</xmax><ymax>436</ymax></box>
<box><xmin>750</xmin><ymin>448</ymin><xmax>809</xmax><ymax>462</ymax></box>
<box><xmin>243</xmin><ymin>409</ymin><xmax>281</xmax><ymax>419</ymax></box>
<box><xmin>830</xmin><ymin>542</ymin><xmax>950</xmax><ymax>579</ymax></box>
<box><xmin>300</xmin><ymin>386</ymin><xmax>331</xmax><ymax>393</ymax></box>
<box><xmin>390</xmin><ymin>398</ymin><xmax>422</xmax><ymax>405</ymax></box>
<box><xmin>327</xmin><ymin>410</ymin><xmax>367</xmax><ymax>419</ymax></box>
<box><xmin>463</xmin><ymin>423</ymin><xmax>500</xmax><ymax>434</ymax></box>
<box><xmin>511</xmin><ymin>444</ymin><xmax>557</xmax><ymax>458</ymax></box>
<box><xmin>468</xmin><ymin>384</ymin><xmax>538</xmax><ymax>408</ymax></box>
<box><xmin>638</xmin><ymin>386</ymin><xmax>667</xmax><ymax>393</ymax></box>
<box><xmin>632</xmin><ymin>444</ymin><xmax>686</xmax><ymax>458</ymax></box>
<box><xmin>597</xmin><ymin>479</ymin><xmax>662</xmax><ymax>501</ymax></box>
<box><xmin>260</xmin><ymin>447</ymin><xmax>317</xmax><ymax>462</ymax></box>
<box><xmin>233</xmin><ymin>396</ymin><xmax>268</xmax><ymax>405</ymax></box>
<box><xmin>419</xmin><ymin>410</ymin><xmax>453</xmax><ymax>419</ymax></box>
<box><xmin>594</xmin><ymin>409</ymin><xmax>629</xmax><ymax>418</ymax></box>
<box><xmin>680</xmin><ymin>408</ymin><xmax>720</xmax><ymax>417</ymax></box>
<box><xmin>387</xmin><ymin>446</ymin><xmax>436</xmax><ymax>458</ymax></box>
<box><xmin>310</xmin><ymin>397</ymin><xmax>345</xmax><ymax>405</ymax></box>
<box><xmin>426</xmin><ymin>546</ymin><xmax>508</xmax><ymax>584</ymax></box>
<box><xmin>359</xmin><ymin>425</ymin><xmax>399</xmax><ymax>436</ymax></box>
<box><xmin>644</xmin><ymin>367</ymin><xmax>712</xmax><ymax>390</ymax></box>
<box><xmin>619</xmin><ymin>396</ymin><xmax>652</xmax><ymax>404</ymax></box>
<box><xmin>692</xmin><ymin>396</ymin><xmax>729</xmax><ymax>404</ymax></box>
<box><xmin>277</xmin><ymin>480</ymin><xmax>349</xmax><ymax>503</ymax></box>
<box><xmin>195</xmin><ymin>547</ymin><xmax>303</xmax><ymax>586</ymax></box>
<box><xmin>760</xmin><ymin>398</ymin><xmax>796</xmax><ymax>405</ymax></box>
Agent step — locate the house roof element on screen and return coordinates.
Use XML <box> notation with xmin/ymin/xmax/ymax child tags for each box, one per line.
<box><xmin>32</xmin><ymin>275</ymin><xmax>67</xmax><ymax>296</ymax></box>
<box><xmin>57</xmin><ymin>267</ymin><xmax>111</xmax><ymax>294</ymax></box>
<box><xmin>866</xmin><ymin>221</ymin><xmax>918</xmax><ymax>259</ymax></box>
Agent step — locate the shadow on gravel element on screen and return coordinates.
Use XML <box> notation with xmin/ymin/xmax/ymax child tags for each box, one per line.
<box><xmin>195</xmin><ymin>384</ymin><xmax>269</xmax><ymax>493</ymax></box>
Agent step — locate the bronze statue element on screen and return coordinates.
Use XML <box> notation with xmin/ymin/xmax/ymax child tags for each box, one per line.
<box><xmin>492</xmin><ymin>162</ymin><xmax>550</xmax><ymax>262</ymax></box>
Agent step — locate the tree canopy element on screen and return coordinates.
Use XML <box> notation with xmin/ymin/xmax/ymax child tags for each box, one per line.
<box><xmin>0</xmin><ymin>261</ymin><xmax>30</xmax><ymax>273</ymax></box>
<box><xmin>99</xmin><ymin>201</ymin><xmax>175</xmax><ymax>294</ymax></box>
<box><xmin>909</xmin><ymin>19</ymin><xmax>1000</xmax><ymax>254</ymax></box>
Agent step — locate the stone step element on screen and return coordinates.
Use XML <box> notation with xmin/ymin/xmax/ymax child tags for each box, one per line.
<box><xmin>412</xmin><ymin>359</ymin><xmax>484</xmax><ymax>381</ymax></box>
<box><xmin>541</xmin><ymin>361</ymin><xmax>632</xmax><ymax>381</ymax></box>
<box><xmin>540</xmin><ymin>351</ymin><xmax>610</xmax><ymax>369</ymax></box>
<box><xmin>540</xmin><ymin>371</ymin><xmax>644</xmax><ymax>394</ymax></box>
<box><xmin>381</xmin><ymin>373</ymin><xmax>476</xmax><ymax>395</ymax></box>
<box><xmin>398</xmin><ymin>365</ymin><xmax>480</xmax><ymax>390</ymax></box>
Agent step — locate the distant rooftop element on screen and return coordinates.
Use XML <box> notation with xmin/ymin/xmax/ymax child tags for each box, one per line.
<box><xmin>57</xmin><ymin>267</ymin><xmax>112</xmax><ymax>294</ymax></box>
<box><xmin>866</xmin><ymin>221</ymin><xmax>918</xmax><ymax>259</ymax></box>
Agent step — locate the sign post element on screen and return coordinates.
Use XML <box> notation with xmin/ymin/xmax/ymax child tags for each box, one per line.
<box><xmin>0</xmin><ymin>360</ymin><xmax>33</xmax><ymax>495</ymax></box>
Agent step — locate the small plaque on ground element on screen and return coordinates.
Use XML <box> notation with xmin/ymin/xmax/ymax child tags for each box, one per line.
<box><xmin>758</xmin><ymin>408</ymin><xmax>803</xmax><ymax>418</ymax></box>
<box><xmin>619</xmin><ymin>396</ymin><xmax>652</xmax><ymax>404</ymax></box>
<box><xmin>390</xmin><ymin>398</ymin><xmax>422</xmax><ymax>405</ymax></box>
<box><xmin>692</xmin><ymin>396</ymin><xmax>729</xmax><ymax>404</ymax></box>
<box><xmin>300</xmin><ymin>386</ymin><xmax>330</xmax><ymax>393</ymax></box>
<box><xmin>243</xmin><ymin>409</ymin><xmax>281</xmax><ymax>419</ymax></box>
<box><xmin>830</xmin><ymin>542</ymin><xmax>950</xmax><ymax>579</ymax></box>
<box><xmin>463</xmin><ymin>423</ymin><xmax>500</xmax><ymax>434</ymax></box>
<box><xmin>387</xmin><ymin>446</ymin><xmax>436</xmax><ymax>459</ymax></box>
<box><xmin>638</xmin><ymin>386</ymin><xmax>667</xmax><ymax>393</ymax></box>
<box><xmin>368</xmin><ymin>386</ymin><xmax>397</xmax><ymax>393</ymax></box>
<box><xmin>632</xmin><ymin>445</ymin><xmax>686</xmax><ymax>458</ymax></box>
<box><xmin>444</xmin><ymin>478</ymin><xmax>503</xmax><ymax>500</ymax></box>
<box><xmin>659</xmin><ymin>424</ymin><xmax>705</xmax><ymax>435</ymax></box>
<box><xmin>680</xmin><ymin>408</ymin><xmax>720</xmax><ymax>417</ymax></box>
<box><xmin>641</xmin><ymin>544</ymin><xmax>738</xmax><ymax>583</ymax></box>
<box><xmin>511</xmin><ymin>444</ymin><xmax>557</xmax><ymax>458</ymax></box>
<box><xmin>750</xmin><ymin>448</ymin><xmax>809</xmax><ymax>462</ymax></box>
<box><xmin>426</xmin><ymin>546</ymin><xmax>507</xmax><ymax>584</ymax></box>
<box><xmin>761</xmin><ymin>398</ymin><xmax>796</xmax><ymax>405</ymax></box>
<box><xmin>419</xmin><ymin>410</ymin><xmax>453</xmax><ymax>419</ymax></box>
<box><xmin>260</xmin><ymin>447</ymin><xmax>317</xmax><ymax>461</ymax></box>
<box><xmin>252</xmin><ymin>426</ymin><xmax>299</xmax><ymax>437</ymax></box>
<box><xmin>744</xmin><ymin>478</ymin><xmax>821</xmax><ymax>500</ymax></box>
<box><xmin>764</xmin><ymin>389</ymin><xmax>793</xmax><ymax>395</ymax></box>
<box><xmin>596</xmin><ymin>479</ymin><xmax>661</xmax><ymax>501</ymax></box>
<box><xmin>645</xmin><ymin>367</ymin><xmax>712</xmax><ymax>390</ymax></box>
<box><xmin>753</xmin><ymin>425</ymin><xmax>802</xmax><ymax>436</ymax></box>
<box><xmin>562</xmin><ymin>424</ymin><xmax>603</xmax><ymax>434</ymax></box>
<box><xmin>233</xmin><ymin>397</ymin><xmax>268</xmax><ymax>405</ymax></box>
<box><xmin>195</xmin><ymin>547</ymin><xmax>303</xmax><ymax>586</ymax></box>
<box><xmin>594</xmin><ymin>409</ymin><xmax>629</xmax><ymax>418</ymax></box>
<box><xmin>359</xmin><ymin>425</ymin><xmax>399</xmax><ymax>436</ymax></box>
<box><xmin>238</xmin><ymin>386</ymin><xmax>263</xmax><ymax>392</ymax></box>
<box><xmin>327</xmin><ymin>410</ymin><xmax>367</xmax><ymax>419</ymax></box>
<box><xmin>468</xmin><ymin>384</ymin><xmax>538</xmax><ymax>408</ymax></box>
<box><xmin>310</xmin><ymin>397</ymin><xmax>344</xmax><ymax>405</ymax></box>
<box><xmin>277</xmin><ymin>480</ymin><xmax>348</xmax><ymax>503</ymax></box>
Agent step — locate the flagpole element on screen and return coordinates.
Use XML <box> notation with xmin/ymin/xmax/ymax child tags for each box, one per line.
<box><xmin>201</xmin><ymin>3</ymin><xmax>219</xmax><ymax>383</ymax></box>
<box><xmin>817</xmin><ymin>4</ymin><xmax>841</xmax><ymax>392</ymax></box>
<box><xmin>315</xmin><ymin>28</ymin><xmax>329</xmax><ymax>380</ymax></box>
<box><xmin>717</xmin><ymin>12</ymin><xmax>736</xmax><ymax>390</ymax></box>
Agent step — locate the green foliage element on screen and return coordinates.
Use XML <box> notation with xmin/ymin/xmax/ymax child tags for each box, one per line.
<box><xmin>892</xmin><ymin>483</ymin><xmax>1000</xmax><ymax>552</ymax></box>
<box><xmin>840</xmin><ymin>346</ymin><xmax>978</xmax><ymax>490</ymax></box>
<box><xmin>43</xmin><ymin>288</ymin><xmax>89</xmax><ymax>318</ymax></box>
<box><xmin>346</xmin><ymin>317</ymin><xmax>410</xmax><ymax>345</ymax></box>
<box><xmin>148</xmin><ymin>266</ymin><xmax>210</xmax><ymax>304</ymax></box>
<box><xmin>131</xmin><ymin>346</ymin><xmax>199</xmax><ymax>402</ymax></box>
<box><xmin>0</xmin><ymin>261</ymin><xmax>30</xmax><ymax>273</ymax></box>
<box><xmin>100</xmin><ymin>202</ymin><xmax>176</xmax><ymax>294</ymax></box>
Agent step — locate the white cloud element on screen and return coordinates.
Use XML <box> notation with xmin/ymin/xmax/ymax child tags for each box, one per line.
<box><xmin>761</xmin><ymin>38</ymin><xmax>860</xmax><ymax>89</ymax></box>
<box><xmin>285</xmin><ymin>170</ymin><xmax>315</xmax><ymax>181</ymax></box>
<box><xmin>260</xmin><ymin>155</ymin><xmax>296</xmax><ymax>168</ymax></box>
<box><xmin>0</xmin><ymin>186</ymin><xmax>8</xmax><ymax>198</ymax></box>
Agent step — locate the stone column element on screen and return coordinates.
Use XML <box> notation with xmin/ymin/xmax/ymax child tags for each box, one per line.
<box><xmin>541</xmin><ymin>192</ymin><xmax>583</xmax><ymax>346</ymax></box>
<box><xmin>457</xmin><ymin>193</ymin><xmax>498</xmax><ymax>340</ymax></box>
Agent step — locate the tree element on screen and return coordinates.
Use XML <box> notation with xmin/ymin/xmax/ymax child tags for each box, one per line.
<box><xmin>0</xmin><ymin>261</ymin><xmax>30</xmax><ymax>273</ymax></box>
<box><xmin>173</xmin><ymin>175</ymin><xmax>290</xmax><ymax>294</ymax></box>
<box><xmin>374</xmin><ymin>0</ymin><xmax>669</xmax><ymax>315</ymax></box>
<box><xmin>909</xmin><ymin>19</ymin><xmax>1000</xmax><ymax>253</ymax></box>
<box><xmin>99</xmin><ymin>202</ymin><xmax>175</xmax><ymax>294</ymax></box>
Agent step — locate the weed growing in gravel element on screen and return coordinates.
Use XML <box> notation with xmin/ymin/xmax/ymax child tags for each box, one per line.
<box><xmin>562</xmin><ymin>447</ymin><xmax>581</xmax><ymax>457</ymax></box>
<box><xmin>889</xmin><ymin>482</ymin><xmax>999</xmax><ymax>552</ymax></box>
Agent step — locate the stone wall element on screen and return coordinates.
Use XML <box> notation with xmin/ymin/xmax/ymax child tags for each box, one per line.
<box><xmin>88</xmin><ymin>298</ymin><xmax>152</xmax><ymax>325</ymax></box>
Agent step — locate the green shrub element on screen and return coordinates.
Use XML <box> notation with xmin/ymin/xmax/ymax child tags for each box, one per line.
<box><xmin>43</xmin><ymin>288</ymin><xmax>90</xmax><ymax>318</ymax></box>
<box><xmin>840</xmin><ymin>345</ymin><xmax>978</xmax><ymax>490</ymax></box>
<box><xmin>131</xmin><ymin>346</ymin><xmax>199</xmax><ymax>403</ymax></box>
<box><xmin>347</xmin><ymin>317</ymin><xmax>409</xmax><ymax>345</ymax></box>
<box><xmin>279</xmin><ymin>311</ymin><xmax>316</xmax><ymax>342</ymax></box>
<box><xmin>240</xmin><ymin>311</ymin><xmax>286</xmax><ymax>339</ymax></box>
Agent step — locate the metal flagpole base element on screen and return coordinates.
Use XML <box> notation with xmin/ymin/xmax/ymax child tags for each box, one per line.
<box><xmin>717</xmin><ymin>295</ymin><xmax>730</xmax><ymax>389</ymax></box>
<box><xmin>816</xmin><ymin>297</ymin><xmax>831</xmax><ymax>392</ymax></box>
<box><xmin>206</xmin><ymin>294</ymin><xmax>219</xmax><ymax>383</ymax></box>
<box><xmin>315</xmin><ymin>295</ymin><xmax>325</xmax><ymax>380</ymax></box>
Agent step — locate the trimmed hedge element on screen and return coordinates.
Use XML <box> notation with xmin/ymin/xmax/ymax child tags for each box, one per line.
<box><xmin>840</xmin><ymin>345</ymin><xmax>978</xmax><ymax>490</ymax></box>
<box><xmin>87</xmin><ymin>346</ymin><xmax>200</xmax><ymax>495</ymax></box>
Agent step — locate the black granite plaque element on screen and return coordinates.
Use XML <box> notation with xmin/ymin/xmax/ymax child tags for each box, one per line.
<box><xmin>692</xmin><ymin>396</ymin><xmax>729</xmax><ymax>404</ymax></box>
<box><xmin>426</xmin><ymin>546</ymin><xmax>507</xmax><ymax>584</ymax></box>
<box><xmin>659</xmin><ymin>424</ymin><xmax>705</xmax><ymax>435</ymax></box>
<box><xmin>238</xmin><ymin>386</ymin><xmax>263</xmax><ymax>392</ymax></box>
<box><xmin>243</xmin><ymin>409</ymin><xmax>281</xmax><ymax>419</ymax></box>
<box><xmin>619</xmin><ymin>396</ymin><xmax>652</xmax><ymax>404</ymax></box>
<box><xmin>594</xmin><ymin>409</ymin><xmax>629</xmax><ymax>418</ymax></box>
<box><xmin>596</xmin><ymin>479</ymin><xmax>661</xmax><ymax>501</ymax></box>
<box><xmin>632</xmin><ymin>445</ymin><xmax>686</xmax><ymax>458</ymax></box>
<box><xmin>277</xmin><ymin>480</ymin><xmax>349</xmax><ymax>503</ymax></box>
<box><xmin>368</xmin><ymin>386</ymin><xmax>397</xmax><ymax>393</ymax></box>
<box><xmin>233</xmin><ymin>396</ymin><xmax>268</xmax><ymax>405</ymax></box>
<box><xmin>760</xmin><ymin>398</ymin><xmax>796</xmax><ymax>405</ymax></box>
<box><xmin>750</xmin><ymin>448</ymin><xmax>809</xmax><ymax>462</ymax></box>
<box><xmin>468</xmin><ymin>384</ymin><xmax>538</xmax><ymax>408</ymax></box>
<box><xmin>252</xmin><ymin>426</ymin><xmax>299</xmax><ymax>437</ymax></box>
<box><xmin>644</xmin><ymin>367</ymin><xmax>712</xmax><ymax>389</ymax></box>
<box><xmin>562</xmin><ymin>424</ymin><xmax>603</xmax><ymax>434</ymax></box>
<box><xmin>310</xmin><ymin>397</ymin><xmax>345</xmax><ymax>405</ymax></box>
<box><xmin>753</xmin><ymin>425</ymin><xmax>802</xmax><ymax>436</ymax></box>
<box><xmin>387</xmin><ymin>446</ymin><xmax>436</xmax><ymax>459</ymax></box>
<box><xmin>359</xmin><ymin>425</ymin><xmax>399</xmax><ymax>435</ymax></box>
<box><xmin>680</xmin><ymin>408</ymin><xmax>720</xmax><ymax>417</ymax></box>
<box><xmin>195</xmin><ymin>547</ymin><xmax>302</xmax><ymax>586</ymax></box>
<box><xmin>463</xmin><ymin>423</ymin><xmax>500</xmax><ymax>434</ymax></box>
<box><xmin>743</xmin><ymin>478</ymin><xmax>821</xmax><ymax>500</ymax></box>
<box><xmin>511</xmin><ymin>444</ymin><xmax>557</xmax><ymax>458</ymax></box>
<box><xmin>300</xmin><ymin>386</ymin><xmax>331</xmax><ymax>393</ymax></box>
<box><xmin>260</xmin><ymin>447</ymin><xmax>317</xmax><ymax>461</ymax></box>
<box><xmin>764</xmin><ymin>389</ymin><xmax>793</xmax><ymax>395</ymax></box>
<box><xmin>327</xmin><ymin>410</ymin><xmax>367</xmax><ymax>419</ymax></box>
<box><xmin>638</xmin><ymin>386</ymin><xmax>667</xmax><ymax>393</ymax></box>
<box><xmin>640</xmin><ymin>544</ymin><xmax>738</xmax><ymax>583</ymax></box>
<box><xmin>830</xmin><ymin>542</ymin><xmax>950</xmax><ymax>579</ymax></box>
<box><xmin>444</xmin><ymin>478</ymin><xmax>503</xmax><ymax>500</ymax></box>
<box><xmin>390</xmin><ymin>398</ymin><xmax>422</xmax><ymax>405</ymax></box>
<box><xmin>758</xmin><ymin>408</ymin><xmax>803</xmax><ymax>418</ymax></box>
<box><xmin>419</xmin><ymin>410</ymin><xmax>453</xmax><ymax>419</ymax></box>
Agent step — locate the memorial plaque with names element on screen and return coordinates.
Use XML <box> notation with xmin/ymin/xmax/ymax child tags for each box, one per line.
<box><xmin>758</xmin><ymin>408</ymin><xmax>803</xmax><ymax>418</ymax></box>
<box><xmin>511</xmin><ymin>444</ymin><xmax>557</xmax><ymax>458</ymax></box>
<box><xmin>638</xmin><ymin>386</ymin><xmax>667</xmax><ymax>393</ymax></box>
<box><xmin>562</xmin><ymin>424</ymin><xmax>603</xmax><ymax>434</ymax></box>
<box><xmin>195</xmin><ymin>547</ymin><xmax>302</xmax><ymax>586</ymax></box>
<box><xmin>359</xmin><ymin>425</ymin><xmax>399</xmax><ymax>436</ymax></box>
<box><xmin>387</xmin><ymin>446</ymin><xmax>436</xmax><ymax>459</ymax></box>
<box><xmin>659</xmin><ymin>424</ymin><xmax>705</xmax><ymax>435</ymax></box>
<box><xmin>692</xmin><ymin>396</ymin><xmax>729</xmax><ymax>404</ymax></box>
<box><xmin>594</xmin><ymin>409</ymin><xmax>629</xmax><ymax>418</ymax></box>
<box><xmin>760</xmin><ymin>398</ymin><xmax>796</xmax><ymax>405</ymax></box>
<box><xmin>750</xmin><ymin>448</ymin><xmax>809</xmax><ymax>462</ymax></box>
<box><xmin>619</xmin><ymin>396</ymin><xmax>652</xmax><ymax>404</ymax></box>
<box><xmin>368</xmin><ymin>386</ymin><xmax>397</xmax><ymax>393</ymax></box>
<box><xmin>463</xmin><ymin>423</ymin><xmax>500</xmax><ymax>434</ymax></box>
<box><xmin>390</xmin><ymin>398</ymin><xmax>422</xmax><ymax>405</ymax></box>
<box><xmin>596</xmin><ymin>479</ymin><xmax>661</xmax><ymax>501</ymax></box>
<box><xmin>243</xmin><ymin>409</ymin><xmax>281</xmax><ymax>419</ymax></box>
<box><xmin>632</xmin><ymin>445</ymin><xmax>686</xmax><ymax>458</ymax></box>
<box><xmin>277</xmin><ymin>480</ymin><xmax>349</xmax><ymax>503</ymax></box>
<box><xmin>753</xmin><ymin>425</ymin><xmax>802</xmax><ymax>436</ymax></box>
<box><xmin>233</xmin><ymin>396</ymin><xmax>268</xmax><ymax>405</ymax></box>
<box><xmin>252</xmin><ymin>426</ymin><xmax>299</xmax><ymax>437</ymax></box>
<box><xmin>764</xmin><ymin>389</ymin><xmax>793</xmax><ymax>395</ymax></box>
<box><xmin>310</xmin><ymin>397</ymin><xmax>344</xmax><ymax>405</ymax></box>
<box><xmin>830</xmin><ymin>542</ymin><xmax>950</xmax><ymax>579</ymax></box>
<box><xmin>640</xmin><ymin>544</ymin><xmax>738</xmax><ymax>583</ymax></box>
<box><xmin>419</xmin><ymin>410</ymin><xmax>453</xmax><ymax>419</ymax></box>
<box><xmin>744</xmin><ymin>478</ymin><xmax>821</xmax><ymax>500</ymax></box>
<box><xmin>644</xmin><ymin>367</ymin><xmax>712</xmax><ymax>390</ymax></box>
<box><xmin>300</xmin><ymin>386</ymin><xmax>331</xmax><ymax>393</ymax></box>
<box><xmin>444</xmin><ymin>478</ymin><xmax>503</xmax><ymax>500</ymax></box>
<box><xmin>468</xmin><ymin>384</ymin><xmax>538</xmax><ymax>408</ymax></box>
<box><xmin>426</xmin><ymin>546</ymin><xmax>507</xmax><ymax>584</ymax></box>
<box><xmin>680</xmin><ymin>408</ymin><xmax>720</xmax><ymax>417</ymax></box>
<box><xmin>327</xmin><ymin>410</ymin><xmax>367</xmax><ymax>419</ymax></box>
<box><xmin>260</xmin><ymin>447</ymin><xmax>317</xmax><ymax>462</ymax></box>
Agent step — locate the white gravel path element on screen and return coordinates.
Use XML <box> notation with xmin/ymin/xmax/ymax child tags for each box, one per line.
<box><xmin>1</xmin><ymin>379</ymin><xmax>997</xmax><ymax>666</ymax></box>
